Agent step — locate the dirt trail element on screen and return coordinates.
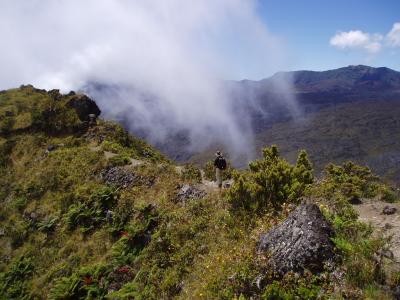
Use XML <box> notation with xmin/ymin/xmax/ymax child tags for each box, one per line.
<box><xmin>354</xmin><ymin>200</ymin><xmax>400</xmax><ymax>264</ymax></box>
<box><xmin>90</xmin><ymin>145</ymin><xmax>228</xmax><ymax>192</ymax></box>
<box><xmin>89</xmin><ymin>144</ymin><xmax>144</xmax><ymax>167</ymax></box>
<box><xmin>199</xmin><ymin>169</ymin><xmax>219</xmax><ymax>193</ymax></box>
<box><xmin>175</xmin><ymin>167</ymin><xmax>232</xmax><ymax>193</ymax></box>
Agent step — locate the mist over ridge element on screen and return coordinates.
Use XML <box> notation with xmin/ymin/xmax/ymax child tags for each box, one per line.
<box><xmin>0</xmin><ymin>0</ymin><xmax>295</xmax><ymax>163</ymax></box>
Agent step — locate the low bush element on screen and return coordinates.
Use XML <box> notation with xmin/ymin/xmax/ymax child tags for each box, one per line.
<box><xmin>180</xmin><ymin>163</ymin><xmax>202</xmax><ymax>183</ymax></box>
<box><xmin>65</xmin><ymin>187</ymin><xmax>118</xmax><ymax>233</ymax></box>
<box><xmin>108</xmin><ymin>154</ymin><xmax>131</xmax><ymax>167</ymax></box>
<box><xmin>0</xmin><ymin>255</ymin><xmax>34</xmax><ymax>299</ymax></box>
<box><xmin>227</xmin><ymin>146</ymin><xmax>313</xmax><ymax>214</ymax></box>
<box><xmin>379</xmin><ymin>185</ymin><xmax>397</xmax><ymax>203</ymax></box>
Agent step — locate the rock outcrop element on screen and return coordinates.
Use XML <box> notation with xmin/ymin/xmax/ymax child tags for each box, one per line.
<box><xmin>66</xmin><ymin>94</ymin><xmax>101</xmax><ymax>121</ymax></box>
<box><xmin>258</xmin><ymin>204</ymin><xmax>335</xmax><ymax>276</ymax></box>
<box><xmin>101</xmin><ymin>167</ymin><xmax>154</xmax><ymax>188</ymax></box>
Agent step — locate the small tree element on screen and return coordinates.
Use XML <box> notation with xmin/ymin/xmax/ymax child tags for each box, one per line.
<box><xmin>227</xmin><ymin>146</ymin><xmax>313</xmax><ymax>213</ymax></box>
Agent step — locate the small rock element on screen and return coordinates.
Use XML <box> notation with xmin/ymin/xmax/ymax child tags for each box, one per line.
<box><xmin>383</xmin><ymin>206</ymin><xmax>397</xmax><ymax>215</ymax></box>
<box><xmin>47</xmin><ymin>144</ymin><xmax>57</xmax><ymax>152</ymax></box>
<box><xmin>223</xmin><ymin>183</ymin><xmax>231</xmax><ymax>188</ymax></box>
<box><xmin>381</xmin><ymin>249</ymin><xmax>394</xmax><ymax>259</ymax></box>
<box><xmin>384</xmin><ymin>223</ymin><xmax>393</xmax><ymax>230</ymax></box>
<box><xmin>176</xmin><ymin>184</ymin><xmax>206</xmax><ymax>203</ymax></box>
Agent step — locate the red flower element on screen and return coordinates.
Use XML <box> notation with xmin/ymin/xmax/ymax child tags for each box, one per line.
<box><xmin>83</xmin><ymin>276</ymin><xmax>93</xmax><ymax>285</ymax></box>
<box><xmin>120</xmin><ymin>231</ymin><xmax>129</xmax><ymax>237</ymax></box>
<box><xmin>117</xmin><ymin>266</ymin><xmax>131</xmax><ymax>273</ymax></box>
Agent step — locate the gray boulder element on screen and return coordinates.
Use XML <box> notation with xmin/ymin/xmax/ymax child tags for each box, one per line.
<box><xmin>258</xmin><ymin>204</ymin><xmax>335</xmax><ymax>276</ymax></box>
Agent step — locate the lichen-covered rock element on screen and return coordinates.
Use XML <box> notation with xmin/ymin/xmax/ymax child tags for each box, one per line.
<box><xmin>258</xmin><ymin>204</ymin><xmax>335</xmax><ymax>275</ymax></box>
<box><xmin>101</xmin><ymin>167</ymin><xmax>154</xmax><ymax>188</ymax></box>
<box><xmin>176</xmin><ymin>184</ymin><xmax>206</xmax><ymax>203</ymax></box>
<box><xmin>66</xmin><ymin>94</ymin><xmax>101</xmax><ymax>121</ymax></box>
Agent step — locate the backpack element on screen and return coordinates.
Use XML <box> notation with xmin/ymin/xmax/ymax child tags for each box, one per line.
<box><xmin>216</xmin><ymin>157</ymin><xmax>227</xmax><ymax>170</ymax></box>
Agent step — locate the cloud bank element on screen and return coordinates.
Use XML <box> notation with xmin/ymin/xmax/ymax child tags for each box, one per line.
<box><xmin>0</xmin><ymin>0</ymin><xmax>292</xmax><ymax>162</ymax></box>
<box><xmin>330</xmin><ymin>30</ymin><xmax>383</xmax><ymax>54</ymax></box>
<box><xmin>330</xmin><ymin>22</ymin><xmax>400</xmax><ymax>54</ymax></box>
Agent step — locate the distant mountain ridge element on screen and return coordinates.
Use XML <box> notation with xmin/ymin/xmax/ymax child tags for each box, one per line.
<box><xmin>276</xmin><ymin>65</ymin><xmax>400</xmax><ymax>92</ymax></box>
<box><xmin>234</xmin><ymin>64</ymin><xmax>400</xmax><ymax>117</ymax></box>
<box><xmin>85</xmin><ymin>65</ymin><xmax>400</xmax><ymax>181</ymax></box>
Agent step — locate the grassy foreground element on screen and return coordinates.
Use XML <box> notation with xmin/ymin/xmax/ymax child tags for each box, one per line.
<box><xmin>0</xmin><ymin>86</ymin><xmax>399</xmax><ymax>299</ymax></box>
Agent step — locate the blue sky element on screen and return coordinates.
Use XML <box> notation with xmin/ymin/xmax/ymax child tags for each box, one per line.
<box><xmin>0</xmin><ymin>0</ymin><xmax>398</xmax><ymax>88</ymax></box>
<box><xmin>258</xmin><ymin>0</ymin><xmax>400</xmax><ymax>72</ymax></box>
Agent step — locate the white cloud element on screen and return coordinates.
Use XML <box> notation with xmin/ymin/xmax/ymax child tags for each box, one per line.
<box><xmin>329</xmin><ymin>30</ymin><xmax>383</xmax><ymax>53</ymax></box>
<box><xmin>387</xmin><ymin>22</ymin><xmax>400</xmax><ymax>47</ymax></box>
<box><xmin>0</xmin><ymin>0</ymin><xmax>294</xmax><ymax>161</ymax></box>
<box><xmin>330</xmin><ymin>22</ymin><xmax>400</xmax><ymax>54</ymax></box>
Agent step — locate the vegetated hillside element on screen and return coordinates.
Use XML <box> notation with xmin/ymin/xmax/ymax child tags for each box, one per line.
<box><xmin>1</xmin><ymin>86</ymin><xmax>400</xmax><ymax>299</ymax></box>
<box><xmin>254</xmin><ymin>100</ymin><xmax>400</xmax><ymax>183</ymax></box>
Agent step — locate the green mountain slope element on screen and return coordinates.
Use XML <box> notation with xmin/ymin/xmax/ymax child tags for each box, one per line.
<box><xmin>1</xmin><ymin>86</ymin><xmax>399</xmax><ymax>299</ymax></box>
<box><xmin>255</xmin><ymin>100</ymin><xmax>400</xmax><ymax>183</ymax></box>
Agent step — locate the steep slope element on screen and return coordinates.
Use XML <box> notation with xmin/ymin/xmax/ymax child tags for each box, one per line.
<box><xmin>255</xmin><ymin>100</ymin><xmax>400</xmax><ymax>182</ymax></box>
<box><xmin>1</xmin><ymin>86</ymin><xmax>399</xmax><ymax>299</ymax></box>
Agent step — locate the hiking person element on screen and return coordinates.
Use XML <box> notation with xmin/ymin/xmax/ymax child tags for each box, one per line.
<box><xmin>214</xmin><ymin>151</ymin><xmax>227</xmax><ymax>188</ymax></box>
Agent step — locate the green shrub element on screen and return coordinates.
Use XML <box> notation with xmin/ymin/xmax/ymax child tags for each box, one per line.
<box><xmin>180</xmin><ymin>164</ymin><xmax>202</xmax><ymax>183</ymax></box>
<box><xmin>323</xmin><ymin>161</ymin><xmax>380</xmax><ymax>201</ymax></box>
<box><xmin>48</xmin><ymin>273</ymin><xmax>85</xmax><ymax>300</ymax></box>
<box><xmin>30</xmin><ymin>99</ymin><xmax>82</xmax><ymax>134</ymax></box>
<box><xmin>65</xmin><ymin>187</ymin><xmax>118</xmax><ymax>233</ymax></box>
<box><xmin>379</xmin><ymin>185</ymin><xmax>397</xmax><ymax>203</ymax></box>
<box><xmin>227</xmin><ymin>146</ymin><xmax>313</xmax><ymax>213</ymax></box>
<box><xmin>0</xmin><ymin>255</ymin><xmax>34</xmax><ymax>299</ymax></box>
<box><xmin>0</xmin><ymin>116</ymin><xmax>15</xmax><ymax>135</ymax></box>
<box><xmin>37</xmin><ymin>216</ymin><xmax>59</xmax><ymax>233</ymax></box>
<box><xmin>108</xmin><ymin>154</ymin><xmax>131</xmax><ymax>167</ymax></box>
<box><xmin>101</xmin><ymin>140</ymin><xmax>124</xmax><ymax>153</ymax></box>
<box><xmin>0</xmin><ymin>139</ymin><xmax>15</xmax><ymax>166</ymax></box>
<box><xmin>321</xmin><ymin>193</ymin><xmax>387</xmax><ymax>290</ymax></box>
<box><xmin>12</xmin><ymin>196</ymin><xmax>28</xmax><ymax>212</ymax></box>
<box><xmin>6</xmin><ymin>219</ymin><xmax>30</xmax><ymax>249</ymax></box>
<box><xmin>261</xmin><ymin>272</ymin><xmax>326</xmax><ymax>300</ymax></box>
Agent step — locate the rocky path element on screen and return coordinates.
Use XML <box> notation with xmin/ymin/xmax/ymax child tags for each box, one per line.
<box><xmin>90</xmin><ymin>143</ymin><xmax>228</xmax><ymax>193</ymax></box>
<box><xmin>354</xmin><ymin>200</ymin><xmax>400</xmax><ymax>264</ymax></box>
